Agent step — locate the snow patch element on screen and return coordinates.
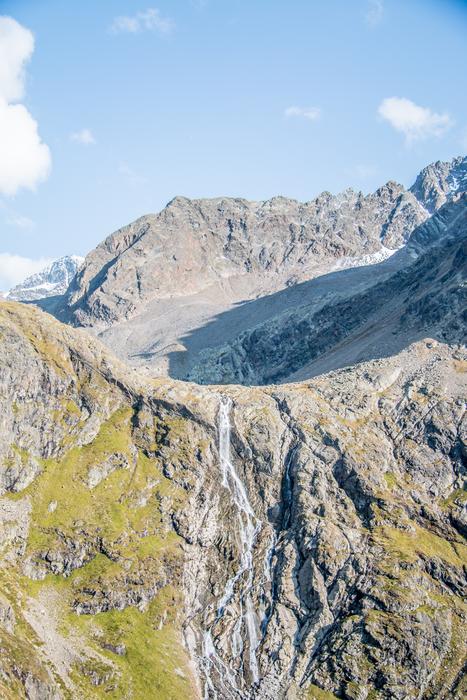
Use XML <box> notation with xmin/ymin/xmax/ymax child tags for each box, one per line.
<box><xmin>331</xmin><ymin>245</ymin><xmax>400</xmax><ymax>272</ymax></box>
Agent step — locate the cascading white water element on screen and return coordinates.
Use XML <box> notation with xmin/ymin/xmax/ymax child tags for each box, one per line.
<box><xmin>201</xmin><ymin>396</ymin><xmax>262</xmax><ymax>697</ymax></box>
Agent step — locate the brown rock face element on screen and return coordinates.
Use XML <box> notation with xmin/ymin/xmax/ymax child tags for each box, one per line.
<box><xmin>0</xmin><ymin>301</ymin><xmax>465</xmax><ymax>699</ymax></box>
<box><xmin>2</xmin><ymin>155</ymin><xmax>466</xmax><ymax>699</ymax></box>
<box><xmin>41</xmin><ymin>156</ymin><xmax>466</xmax><ymax>384</ymax></box>
<box><xmin>63</xmin><ymin>187</ymin><xmax>426</xmax><ymax>328</ymax></box>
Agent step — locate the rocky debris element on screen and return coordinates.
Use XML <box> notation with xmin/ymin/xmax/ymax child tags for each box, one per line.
<box><xmin>0</xmin><ymin>241</ymin><xmax>466</xmax><ymax>699</ymax></box>
<box><xmin>78</xmin><ymin>659</ymin><xmax>117</xmax><ymax>688</ymax></box>
<box><xmin>101</xmin><ymin>641</ymin><xmax>126</xmax><ymax>656</ymax></box>
<box><xmin>61</xmin><ymin>185</ymin><xmax>426</xmax><ymax>328</ymax></box>
<box><xmin>7</xmin><ymin>255</ymin><xmax>84</xmax><ymax>302</ymax></box>
<box><xmin>22</xmin><ymin>591</ymin><xmax>79</xmax><ymax>691</ymax></box>
<box><xmin>87</xmin><ymin>449</ymin><xmax>135</xmax><ymax>489</ymax></box>
<box><xmin>0</xmin><ymin>449</ymin><xmax>42</xmax><ymax>494</ymax></box>
<box><xmin>186</xmin><ymin>195</ymin><xmax>467</xmax><ymax>385</ymax></box>
<box><xmin>10</xmin><ymin>671</ymin><xmax>61</xmax><ymax>700</ymax></box>
<box><xmin>34</xmin><ymin>156</ymin><xmax>466</xmax><ymax>385</ymax></box>
<box><xmin>0</xmin><ymin>496</ymin><xmax>31</xmax><ymax>563</ymax></box>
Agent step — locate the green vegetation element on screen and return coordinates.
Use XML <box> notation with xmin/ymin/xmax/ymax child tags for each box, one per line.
<box><xmin>306</xmin><ymin>684</ymin><xmax>339</xmax><ymax>700</ymax></box>
<box><xmin>67</xmin><ymin>587</ymin><xmax>194</xmax><ymax>699</ymax></box>
<box><xmin>374</xmin><ymin>524</ymin><xmax>466</xmax><ymax>568</ymax></box>
<box><xmin>23</xmin><ymin>408</ymin><xmax>186</xmax><ymax>552</ymax></box>
<box><xmin>5</xmin><ymin>403</ymin><xmax>196</xmax><ymax>698</ymax></box>
<box><xmin>1</xmin><ymin>303</ymin><xmax>73</xmax><ymax>377</ymax></box>
<box><xmin>383</xmin><ymin>472</ymin><xmax>397</xmax><ymax>489</ymax></box>
<box><xmin>439</xmin><ymin>487</ymin><xmax>467</xmax><ymax>510</ymax></box>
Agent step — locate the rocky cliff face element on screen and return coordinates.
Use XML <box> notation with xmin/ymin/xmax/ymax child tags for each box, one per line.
<box><xmin>7</xmin><ymin>256</ymin><xmax>84</xmax><ymax>302</ymax></box>
<box><xmin>410</xmin><ymin>156</ymin><xmax>467</xmax><ymax>214</ymax></box>
<box><xmin>186</xmin><ymin>195</ymin><xmax>467</xmax><ymax>385</ymax></box>
<box><xmin>62</xmin><ymin>184</ymin><xmax>426</xmax><ymax>328</ymax></box>
<box><xmin>2</xmin><ymin>155</ymin><xmax>466</xmax><ymax>700</ymax></box>
<box><xmin>0</xmin><ymin>301</ymin><xmax>465</xmax><ymax>700</ymax></box>
<box><xmin>43</xmin><ymin>157</ymin><xmax>466</xmax><ymax>383</ymax></box>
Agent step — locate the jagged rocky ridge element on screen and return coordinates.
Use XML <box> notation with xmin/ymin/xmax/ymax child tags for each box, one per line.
<box><xmin>43</xmin><ymin>157</ymin><xmax>467</xmax><ymax>381</ymax></box>
<box><xmin>0</xmin><ymin>301</ymin><xmax>465</xmax><ymax>699</ymax></box>
<box><xmin>7</xmin><ymin>256</ymin><xmax>84</xmax><ymax>302</ymax></box>
<box><xmin>187</xmin><ymin>194</ymin><xmax>467</xmax><ymax>384</ymax></box>
<box><xmin>410</xmin><ymin>156</ymin><xmax>467</xmax><ymax>214</ymax></box>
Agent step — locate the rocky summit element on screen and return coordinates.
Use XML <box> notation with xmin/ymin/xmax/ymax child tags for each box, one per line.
<box><xmin>7</xmin><ymin>256</ymin><xmax>84</xmax><ymax>303</ymax></box>
<box><xmin>42</xmin><ymin>156</ymin><xmax>467</xmax><ymax>384</ymax></box>
<box><xmin>0</xmin><ymin>155</ymin><xmax>466</xmax><ymax>700</ymax></box>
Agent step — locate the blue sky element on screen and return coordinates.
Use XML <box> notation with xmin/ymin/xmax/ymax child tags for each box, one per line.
<box><xmin>0</xmin><ymin>0</ymin><xmax>466</xmax><ymax>288</ymax></box>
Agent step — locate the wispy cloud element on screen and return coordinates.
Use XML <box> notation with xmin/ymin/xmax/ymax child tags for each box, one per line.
<box><xmin>0</xmin><ymin>200</ymin><xmax>35</xmax><ymax>230</ymax></box>
<box><xmin>118</xmin><ymin>163</ymin><xmax>148</xmax><ymax>188</ymax></box>
<box><xmin>70</xmin><ymin>128</ymin><xmax>96</xmax><ymax>145</ymax></box>
<box><xmin>365</xmin><ymin>0</ymin><xmax>384</xmax><ymax>26</ymax></box>
<box><xmin>284</xmin><ymin>106</ymin><xmax>321</xmax><ymax>121</ymax></box>
<box><xmin>0</xmin><ymin>16</ymin><xmax>51</xmax><ymax>196</ymax></box>
<box><xmin>378</xmin><ymin>97</ymin><xmax>453</xmax><ymax>144</ymax></box>
<box><xmin>110</xmin><ymin>8</ymin><xmax>174</xmax><ymax>35</ymax></box>
<box><xmin>0</xmin><ymin>252</ymin><xmax>52</xmax><ymax>290</ymax></box>
<box><xmin>6</xmin><ymin>213</ymin><xmax>35</xmax><ymax>229</ymax></box>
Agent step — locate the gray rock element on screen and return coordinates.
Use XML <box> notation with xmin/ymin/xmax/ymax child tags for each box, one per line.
<box><xmin>7</xmin><ymin>255</ymin><xmax>83</xmax><ymax>302</ymax></box>
<box><xmin>38</xmin><ymin>157</ymin><xmax>466</xmax><ymax>386</ymax></box>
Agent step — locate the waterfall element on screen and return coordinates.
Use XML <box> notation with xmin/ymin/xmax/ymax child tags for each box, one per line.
<box><xmin>201</xmin><ymin>396</ymin><xmax>262</xmax><ymax>698</ymax></box>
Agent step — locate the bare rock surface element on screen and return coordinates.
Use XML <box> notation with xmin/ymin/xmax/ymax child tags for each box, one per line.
<box><xmin>187</xmin><ymin>195</ymin><xmax>467</xmax><ymax>385</ymax></box>
<box><xmin>1</xmin><ymin>155</ymin><xmax>466</xmax><ymax>699</ymax></box>
<box><xmin>37</xmin><ymin>157</ymin><xmax>466</xmax><ymax>385</ymax></box>
<box><xmin>0</xmin><ymin>301</ymin><xmax>465</xmax><ymax>699</ymax></box>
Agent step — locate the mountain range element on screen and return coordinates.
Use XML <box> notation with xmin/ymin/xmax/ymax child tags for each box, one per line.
<box><xmin>0</xmin><ymin>155</ymin><xmax>465</xmax><ymax>700</ymax></box>
<box><xmin>34</xmin><ymin>156</ymin><xmax>464</xmax><ymax>385</ymax></box>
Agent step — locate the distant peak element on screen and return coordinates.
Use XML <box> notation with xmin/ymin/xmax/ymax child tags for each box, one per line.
<box><xmin>6</xmin><ymin>255</ymin><xmax>83</xmax><ymax>302</ymax></box>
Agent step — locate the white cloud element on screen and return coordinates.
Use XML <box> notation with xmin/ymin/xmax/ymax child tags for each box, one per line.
<box><xmin>378</xmin><ymin>97</ymin><xmax>453</xmax><ymax>144</ymax></box>
<box><xmin>71</xmin><ymin>128</ymin><xmax>96</xmax><ymax>145</ymax></box>
<box><xmin>0</xmin><ymin>16</ymin><xmax>51</xmax><ymax>196</ymax></box>
<box><xmin>110</xmin><ymin>8</ymin><xmax>174</xmax><ymax>35</ymax></box>
<box><xmin>0</xmin><ymin>16</ymin><xmax>34</xmax><ymax>102</ymax></box>
<box><xmin>0</xmin><ymin>252</ymin><xmax>52</xmax><ymax>290</ymax></box>
<box><xmin>285</xmin><ymin>106</ymin><xmax>321</xmax><ymax>121</ymax></box>
<box><xmin>365</xmin><ymin>0</ymin><xmax>384</xmax><ymax>26</ymax></box>
<box><xmin>0</xmin><ymin>100</ymin><xmax>51</xmax><ymax>195</ymax></box>
<box><xmin>6</xmin><ymin>213</ymin><xmax>35</xmax><ymax>229</ymax></box>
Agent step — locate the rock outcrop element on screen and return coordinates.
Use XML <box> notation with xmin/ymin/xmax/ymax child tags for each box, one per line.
<box><xmin>410</xmin><ymin>156</ymin><xmax>467</xmax><ymax>214</ymax></box>
<box><xmin>1</xmin><ymin>155</ymin><xmax>466</xmax><ymax>699</ymax></box>
<box><xmin>0</xmin><ymin>301</ymin><xmax>465</xmax><ymax>699</ymax></box>
<box><xmin>187</xmin><ymin>195</ymin><xmax>467</xmax><ymax>385</ymax></box>
<box><xmin>40</xmin><ymin>156</ymin><xmax>466</xmax><ymax>383</ymax></box>
<box><xmin>61</xmin><ymin>185</ymin><xmax>426</xmax><ymax>328</ymax></box>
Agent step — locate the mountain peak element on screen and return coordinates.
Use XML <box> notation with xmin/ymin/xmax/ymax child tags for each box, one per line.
<box><xmin>7</xmin><ymin>255</ymin><xmax>84</xmax><ymax>302</ymax></box>
<box><xmin>410</xmin><ymin>154</ymin><xmax>467</xmax><ymax>213</ymax></box>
